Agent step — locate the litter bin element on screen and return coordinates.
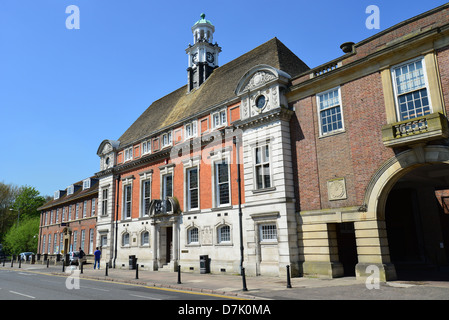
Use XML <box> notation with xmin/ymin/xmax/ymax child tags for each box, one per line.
<box><xmin>129</xmin><ymin>255</ymin><xmax>136</xmax><ymax>270</ymax></box>
<box><xmin>200</xmin><ymin>255</ymin><xmax>210</xmax><ymax>274</ymax></box>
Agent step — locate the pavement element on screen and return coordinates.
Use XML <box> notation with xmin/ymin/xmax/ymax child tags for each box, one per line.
<box><xmin>5</xmin><ymin>261</ymin><xmax>449</xmax><ymax>300</ymax></box>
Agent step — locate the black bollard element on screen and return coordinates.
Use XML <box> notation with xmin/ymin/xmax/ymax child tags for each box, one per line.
<box><xmin>105</xmin><ymin>263</ymin><xmax>108</xmax><ymax>276</ymax></box>
<box><xmin>11</xmin><ymin>258</ymin><xmax>13</xmax><ymax>268</ymax></box>
<box><xmin>18</xmin><ymin>258</ymin><xmax>21</xmax><ymax>269</ymax></box>
<box><xmin>286</xmin><ymin>265</ymin><xmax>292</xmax><ymax>288</ymax></box>
<box><xmin>177</xmin><ymin>265</ymin><xmax>181</xmax><ymax>284</ymax></box>
<box><xmin>80</xmin><ymin>261</ymin><xmax>83</xmax><ymax>274</ymax></box>
<box><xmin>47</xmin><ymin>259</ymin><xmax>49</xmax><ymax>268</ymax></box>
<box><xmin>62</xmin><ymin>259</ymin><xmax>65</xmax><ymax>272</ymax></box>
<box><xmin>135</xmin><ymin>259</ymin><xmax>139</xmax><ymax>279</ymax></box>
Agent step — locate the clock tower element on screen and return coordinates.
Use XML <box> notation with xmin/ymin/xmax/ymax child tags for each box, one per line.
<box><xmin>186</xmin><ymin>13</ymin><xmax>221</xmax><ymax>92</ymax></box>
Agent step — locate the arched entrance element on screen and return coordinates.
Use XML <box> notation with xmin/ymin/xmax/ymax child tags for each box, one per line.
<box><xmin>364</xmin><ymin>145</ymin><xmax>449</xmax><ymax>281</ymax></box>
<box><xmin>384</xmin><ymin>163</ymin><xmax>449</xmax><ymax>280</ymax></box>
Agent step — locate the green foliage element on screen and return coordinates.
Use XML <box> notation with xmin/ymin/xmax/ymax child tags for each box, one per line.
<box><xmin>12</xmin><ymin>186</ymin><xmax>46</xmax><ymax>220</ymax></box>
<box><xmin>3</xmin><ymin>216</ymin><xmax>40</xmax><ymax>254</ymax></box>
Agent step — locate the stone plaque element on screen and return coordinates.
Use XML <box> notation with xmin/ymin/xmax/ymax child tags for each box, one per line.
<box><xmin>327</xmin><ymin>178</ymin><xmax>347</xmax><ymax>201</ymax></box>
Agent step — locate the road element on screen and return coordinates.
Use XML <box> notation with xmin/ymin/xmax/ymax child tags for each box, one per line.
<box><xmin>0</xmin><ymin>267</ymin><xmax>234</xmax><ymax>300</ymax></box>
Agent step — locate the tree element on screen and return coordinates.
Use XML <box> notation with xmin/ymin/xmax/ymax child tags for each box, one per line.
<box><xmin>0</xmin><ymin>182</ymin><xmax>20</xmax><ymax>243</ymax></box>
<box><xmin>3</xmin><ymin>216</ymin><xmax>40</xmax><ymax>254</ymax></box>
<box><xmin>11</xmin><ymin>185</ymin><xmax>46</xmax><ymax>222</ymax></box>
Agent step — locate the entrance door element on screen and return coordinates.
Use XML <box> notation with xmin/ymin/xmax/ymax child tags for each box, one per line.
<box><xmin>336</xmin><ymin>222</ymin><xmax>358</xmax><ymax>276</ymax></box>
<box><xmin>165</xmin><ymin>227</ymin><xmax>173</xmax><ymax>264</ymax></box>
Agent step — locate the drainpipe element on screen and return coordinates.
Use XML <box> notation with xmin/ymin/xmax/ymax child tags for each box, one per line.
<box><xmin>233</xmin><ymin>135</ymin><xmax>248</xmax><ymax>291</ymax></box>
<box><xmin>113</xmin><ymin>174</ymin><xmax>120</xmax><ymax>268</ymax></box>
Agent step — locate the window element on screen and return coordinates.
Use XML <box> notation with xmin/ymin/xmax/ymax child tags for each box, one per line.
<box><xmin>218</xmin><ymin>225</ymin><xmax>230</xmax><ymax>243</ymax></box>
<box><xmin>101</xmin><ymin>235</ymin><xmax>107</xmax><ymax>247</ymax></box>
<box><xmin>212</xmin><ymin>110</ymin><xmax>227</xmax><ymax>128</ymax></box>
<box><xmin>102</xmin><ymin>189</ymin><xmax>108</xmax><ymax>216</ymax></box>
<box><xmin>122</xmin><ymin>233</ymin><xmax>130</xmax><ymax>246</ymax></box>
<box><xmin>185</xmin><ymin>121</ymin><xmax>198</xmax><ymax>139</ymax></box>
<box><xmin>75</xmin><ymin>203</ymin><xmax>79</xmax><ymax>220</ymax></box>
<box><xmin>124</xmin><ymin>147</ymin><xmax>133</xmax><ymax>161</ymax></box>
<box><xmin>83</xmin><ymin>200</ymin><xmax>87</xmax><ymax>218</ymax></box>
<box><xmin>254</xmin><ymin>145</ymin><xmax>271</xmax><ymax>189</ymax></box>
<box><xmin>188</xmin><ymin>227</ymin><xmax>199</xmax><ymax>244</ymax></box>
<box><xmin>124</xmin><ymin>185</ymin><xmax>132</xmax><ymax>219</ymax></box>
<box><xmin>162</xmin><ymin>132</ymin><xmax>172</xmax><ymax>147</ymax></box>
<box><xmin>60</xmin><ymin>233</ymin><xmax>64</xmax><ymax>254</ymax></box>
<box><xmin>317</xmin><ymin>87</ymin><xmax>344</xmax><ymax>135</ymax></box>
<box><xmin>72</xmin><ymin>231</ymin><xmax>77</xmax><ymax>251</ymax></box>
<box><xmin>68</xmin><ymin>206</ymin><xmax>72</xmax><ymax>221</ymax></box>
<box><xmin>42</xmin><ymin>235</ymin><xmax>46</xmax><ymax>254</ymax></box>
<box><xmin>62</xmin><ymin>207</ymin><xmax>66</xmax><ymax>222</ymax></box>
<box><xmin>187</xmin><ymin>167</ymin><xmax>199</xmax><ymax>211</ymax></box>
<box><xmin>53</xmin><ymin>233</ymin><xmax>58</xmax><ymax>254</ymax></box>
<box><xmin>215</xmin><ymin>160</ymin><xmax>230</xmax><ymax>207</ymax></box>
<box><xmin>89</xmin><ymin>229</ymin><xmax>94</xmax><ymax>254</ymax></box>
<box><xmin>80</xmin><ymin>230</ymin><xmax>85</xmax><ymax>251</ymax></box>
<box><xmin>260</xmin><ymin>224</ymin><xmax>277</xmax><ymax>242</ymax></box>
<box><xmin>141</xmin><ymin>231</ymin><xmax>149</xmax><ymax>246</ymax></box>
<box><xmin>392</xmin><ymin>58</ymin><xmax>431</xmax><ymax>121</ymax></box>
<box><xmin>142</xmin><ymin>140</ymin><xmax>151</xmax><ymax>155</ymax></box>
<box><xmin>67</xmin><ymin>185</ymin><xmax>74</xmax><ymax>195</ymax></box>
<box><xmin>91</xmin><ymin>198</ymin><xmax>96</xmax><ymax>216</ymax></box>
<box><xmin>162</xmin><ymin>174</ymin><xmax>173</xmax><ymax>212</ymax></box>
<box><xmin>55</xmin><ymin>209</ymin><xmax>59</xmax><ymax>223</ymax></box>
<box><xmin>48</xmin><ymin>234</ymin><xmax>51</xmax><ymax>254</ymax></box>
<box><xmin>83</xmin><ymin>178</ymin><xmax>91</xmax><ymax>190</ymax></box>
<box><xmin>142</xmin><ymin>180</ymin><xmax>151</xmax><ymax>217</ymax></box>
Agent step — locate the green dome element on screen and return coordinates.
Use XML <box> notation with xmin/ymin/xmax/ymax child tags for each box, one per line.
<box><xmin>194</xmin><ymin>13</ymin><xmax>213</xmax><ymax>26</ymax></box>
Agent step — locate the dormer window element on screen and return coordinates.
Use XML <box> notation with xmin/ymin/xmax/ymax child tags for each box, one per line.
<box><xmin>124</xmin><ymin>147</ymin><xmax>133</xmax><ymax>161</ymax></box>
<box><xmin>54</xmin><ymin>191</ymin><xmax>60</xmax><ymax>200</ymax></box>
<box><xmin>83</xmin><ymin>178</ymin><xmax>91</xmax><ymax>190</ymax></box>
<box><xmin>67</xmin><ymin>185</ymin><xmax>74</xmax><ymax>195</ymax></box>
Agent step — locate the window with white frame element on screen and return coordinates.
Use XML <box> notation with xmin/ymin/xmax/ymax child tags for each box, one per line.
<box><xmin>83</xmin><ymin>178</ymin><xmax>91</xmax><ymax>190</ymax></box>
<box><xmin>91</xmin><ymin>198</ymin><xmax>96</xmax><ymax>216</ymax></box>
<box><xmin>72</xmin><ymin>231</ymin><xmax>77</xmax><ymax>251</ymax></box>
<box><xmin>142</xmin><ymin>140</ymin><xmax>151</xmax><ymax>155</ymax></box>
<box><xmin>124</xmin><ymin>147</ymin><xmax>133</xmax><ymax>161</ymax></box>
<box><xmin>186</xmin><ymin>167</ymin><xmax>199</xmax><ymax>211</ymax></box>
<box><xmin>162</xmin><ymin>132</ymin><xmax>172</xmax><ymax>147</ymax></box>
<box><xmin>68</xmin><ymin>206</ymin><xmax>72</xmax><ymax>221</ymax></box>
<box><xmin>62</xmin><ymin>207</ymin><xmax>66</xmax><ymax>222</ymax></box>
<box><xmin>81</xmin><ymin>229</ymin><xmax>85</xmax><ymax>251</ymax></box>
<box><xmin>60</xmin><ymin>233</ymin><xmax>63</xmax><ymax>254</ymax></box>
<box><xmin>212</xmin><ymin>110</ymin><xmax>227</xmax><ymax>128</ymax></box>
<box><xmin>122</xmin><ymin>233</ymin><xmax>129</xmax><ymax>246</ymax></box>
<box><xmin>48</xmin><ymin>234</ymin><xmax>51</xmax><ymax>253</ymax></box>
<box><xmin>89</xmin><ymin>229</ymin><xmax>94</xmax><ymax>254</ymax></box>
<box><xmin>102</xmin><ymin>189</ymin><xmax>108</xmax><ymax>216</ymax></box>
<box><xmin>67</xmin><ymin>185</ymin><xmax>74</xmax><ymax>195</ymax></box>
<box><xmin>75</xmin><ymin>204</ymin><xmax>79</xmax><ymax>219</ymax></box>
<box><xmin>142</xmin><ymin>180</ymin><xmax>151</xmax><ymax>217</ymax></box>
<box><xmin>185</xmin><ymin>121</ymin><xmax>198</xmax><ymax>139</ymax></box>
<box><xmin>259</xmin><ymin>224</ymin><xmax>277</xmax><ymax>242</ymax></box>
<box><xmin>124</xmin><ymin>184</ymin><xmax>132</xmax><ymax>219</ymax></box>
<box><xmin>214</xmin><ymin>159</ymin><xmax>230</xmax><ymax>207</ymax></box>
<box><xmin>392</xmin><ymin>57</ymin><xmax>431</xmax><ymax>121</ymax></box>
<box><xmin>83</xmin><ymin>200</ymin><xmax>87</xmax><ymax>218</ymax></box>
<box><xmin>218</xmin><ymin>225</ymin><xmax>231</xmax><ymax>243</ymax></box>
<box><xmin>317</xmin><ymin>87</ymin><xmax>344</xmax><ymax>136</ymax></box>
<box><xmin>141</xmin><ymin>231</ymin><xmax>149</xmax><ymax>246</ymax></box>
<box><xmin>55</xmin><ymin>209</ymin><xmax>59</xmax><ymax>223</ymax></box>
<box><xmin>162</xmin><ymin>173</ymin><xmax>173</xmax><ymax>212</ymax></box>
<box><xmin>254</xmin><ymin>144</ymin><xmax>271</xmax><ymax>189</ymax></box>
<box><xmin>101</xmin><ymin>235</ymin><xmax>107</xmax><ymax>247</ymax></box>
<box><xmin>42</xmin><ymin>235</ymin><xmax>46</xmax><ymax>254</ymax></box>
<box><xmin>53</xmin><ymin>233</ymin><xmax>58</xmax><ymax>254</ymax></box>
<box><xmin>188</xmin><ymin>227</ymin><xmax>199</xmax><ymax>244</ymax></box>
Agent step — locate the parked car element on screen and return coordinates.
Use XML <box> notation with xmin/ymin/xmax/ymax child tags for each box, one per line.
<box><xmin>68</xmin><ymin>251</ymin><xmax>86</xmax><ymax>266</ymax></box>
<box><xmin>19</xmin><ymin>252</ymin><xmax>34</xmax><ymax>261</ymax></box>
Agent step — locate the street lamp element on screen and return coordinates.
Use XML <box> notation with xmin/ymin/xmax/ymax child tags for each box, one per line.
<box><xmin>233</xmin><ymin>135</ymin><xmax>248</xmax><ymax>292</ymax></box>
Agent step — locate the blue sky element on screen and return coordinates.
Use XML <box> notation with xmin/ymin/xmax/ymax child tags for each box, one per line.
<box><xmin>0</xmin><ymin>0</ymin><xmax>447</xmax><ymax>197</ymax></box>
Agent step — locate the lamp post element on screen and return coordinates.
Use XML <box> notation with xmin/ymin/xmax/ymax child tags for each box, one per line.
<box><xmin>233</xmin><ymin>135</ymin><xmax>248</xmax><ymax>292</ymax></box>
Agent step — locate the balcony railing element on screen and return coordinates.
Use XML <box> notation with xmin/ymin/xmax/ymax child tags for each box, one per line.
<box><xmin>382</xmin><ymin>112</ymin><xmax>449</xmax><ymax>147</ymax></box>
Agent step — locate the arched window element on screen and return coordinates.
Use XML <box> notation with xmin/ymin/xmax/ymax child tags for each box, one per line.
<box><xmin>188</xmin><ymin>227</ymin><xmax>199</xmax><ymax>244</ymax></box>
<box><xmin>122</xmin><ymin>233</ymin><xmax>130</xmax><ymax>246</ymax></box>
<box><xmin>141</xmin><ymin>231</ymin><xmax>149</xmax><ymax>246</ymax></box>
<box><xmin>218</xmin><ymin>225</ymin><xmax>230</xmax><ymax>243</ymax></box>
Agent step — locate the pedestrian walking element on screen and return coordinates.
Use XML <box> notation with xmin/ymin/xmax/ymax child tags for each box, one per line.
<box><xmin>78</xmin><ymin>247</ymin><xmax>85</xmax><ymax>268</ymax></box>
<box><xmin>94</xmin><ymin>247</ymin><xmax>101</xmax><ymax>269</ymax></box>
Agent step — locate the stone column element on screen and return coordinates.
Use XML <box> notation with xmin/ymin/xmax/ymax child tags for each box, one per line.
<box><xmin>354</xmin><ymin>220</ymin><xmax>397</xmax><ymax>281</ymax></box>
<box><xmin>172</xmin><ymin>218</ymin><xmax>179</xmax><ymax>270</ymax></box>
<box><xmin>151</xmin><ymin>222</ymin><xmax>158</xmax><ymax>271</ymax></box>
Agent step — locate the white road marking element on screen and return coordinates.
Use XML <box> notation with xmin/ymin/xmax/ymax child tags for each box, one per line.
<box><xmin>129</xmin><ymin>294</ymin><xmax>161</xmax><ymax>300</ymax></box>
<box><xmin>9</xmin><ymin>291</ymin><xmax>35</xmax><ymax>299</ymax></box>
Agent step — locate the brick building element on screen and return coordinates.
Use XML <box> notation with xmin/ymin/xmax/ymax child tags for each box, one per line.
<box><xmin>37</xmin><ymin>177</ymin><xmax>98</xmax><ymax>263</ymax></box>
<box><xmin>38</xmin><ymin>4</ymin><xmax>449</xmax><ymax>281</ymax></box>
<box><xmin>288</xmin><ymin>3</ymin><xmax>449</xmax><ymax>280</ymax></box>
